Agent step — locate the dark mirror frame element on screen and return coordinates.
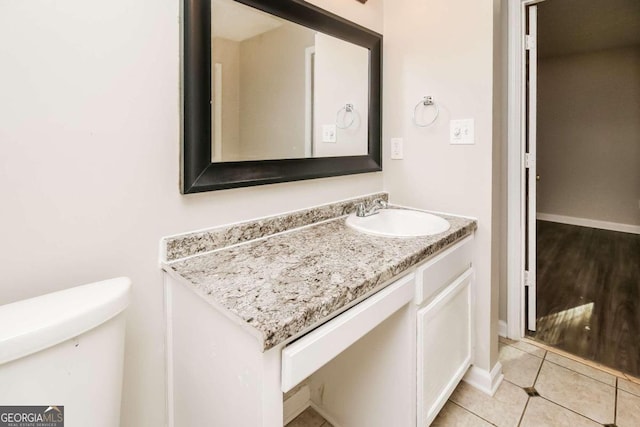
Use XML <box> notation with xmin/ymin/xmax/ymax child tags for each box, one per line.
<box><xmin>182</xmin><ymin>0</ymin><xmax>382</xmax><ymax>193</ymax></box>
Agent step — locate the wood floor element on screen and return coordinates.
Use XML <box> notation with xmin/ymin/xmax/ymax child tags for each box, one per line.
<box><xmin>532</xmin><ymin>220</ymin><xmax>640</xmax><ymax>377</ymax></box>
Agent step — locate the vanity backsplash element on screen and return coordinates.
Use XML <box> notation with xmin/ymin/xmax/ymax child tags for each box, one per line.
<box><xmin>162</xmin><ymin>192</ymin><xmax>389</xmax><ymax>262</ymax></box>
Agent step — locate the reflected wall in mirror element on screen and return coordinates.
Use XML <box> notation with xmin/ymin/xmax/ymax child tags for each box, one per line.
<box><xmin>182</xmin><ymin>0</ymin><xmax>382</xmax><ymax>193</ymax></box>
<box><xmin>211</xmin><ymin>0</ymin><xmax>369</xmax><ymax>162</ymax></box>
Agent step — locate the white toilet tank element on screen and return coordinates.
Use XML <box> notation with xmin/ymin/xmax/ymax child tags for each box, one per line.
<box><xmin>0</xmin><ymin>277</ymin><xmax>131</xmax><ymax>427</ymax></box>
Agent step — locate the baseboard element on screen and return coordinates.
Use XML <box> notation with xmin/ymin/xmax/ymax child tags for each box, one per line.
<box><xmin>537</xmin><ymin>213</ymin><xmax>640</xmax><ymax>235</ymax></box>
<box><xmin>283</xmin><ymin>385</ymin><xmax>311</xmax><ymax>425</ymax></box>
<box><xmin>498</xmin><ymin>320</ymin><xmax>508</xmax><ymax>338</ymax></box>
<box><xmin>309</xmin><ymin>402</ymin><xmax>342</xmax><ymax>427</ymax></box>
<box><xmin>463</xmin><ymin>362</ymin><xmax>504</xmax><ymax>397</ymax></box>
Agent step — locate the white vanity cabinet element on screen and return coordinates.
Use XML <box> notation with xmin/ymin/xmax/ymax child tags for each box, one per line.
<box><xmin>164</xmin><ymin>272</ymin><xmax>417</xmax><ymax>427</ymax></box>
<box><xmin>163</xmin><ymin>233</ymin><xmax>475</xmax><ymax>427</ymax></box>
<box><xmin>414</xmin><ymin>236</ymin><xmax>474</xmax><ymax>426</ymax></box>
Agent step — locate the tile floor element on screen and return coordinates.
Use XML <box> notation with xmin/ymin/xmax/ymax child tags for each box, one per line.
<box><xmin>287</xmin><ymin>407</ymin><xmax>333</xmax><ymax>427</ymax></box>
<box><xmin>287</xmin><ymin>337</ymin><xmax>640</xmax><ymax>426</ymax></box>
<box><xmin>434</xmin><ymin>337</ymin><xmax>640</xmax><ymax>427</ymax></box>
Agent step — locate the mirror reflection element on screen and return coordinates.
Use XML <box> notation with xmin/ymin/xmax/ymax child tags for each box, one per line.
<box><xmin>211</xmin><ymin>0</ymin><xmax>369</xmax><ymax>162</ymax></box>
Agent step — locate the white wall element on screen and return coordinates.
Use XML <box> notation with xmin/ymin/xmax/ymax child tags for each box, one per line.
<box><xmin>0</xmin><ymin>1</ymin><xmax>382</xmax><ymax>426</ymax></box>
<box><xmin>239</xmin><ymin>23</ymin><xmax>315</xmax><ymax>160</ymax></box>
<box><xmin>537</xmin><ymin>46</ymin><xmax>640</xmax><ymax>226</ymax></box>
<box><xmin>306</xmin><ymin>0</ymin><xmax>384</xmax><ymax>34</ymax></box>
<box><xmin>383</xmin><ymin>0</ymin><xmax>503</xmax><ymax>372</ymax></box>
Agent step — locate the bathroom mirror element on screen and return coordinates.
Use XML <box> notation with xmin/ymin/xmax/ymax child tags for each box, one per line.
<box><xmin>182</xmin><ymin>0</ymin><xmax>382</xmax><ymax>193</ymax></box>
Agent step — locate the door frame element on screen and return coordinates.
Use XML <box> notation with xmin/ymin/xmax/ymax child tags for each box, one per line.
<box><xmin>506</xmin><ymin>0</ymin><xmax>546</xmax><ymax>340</ymax></box>
<box><xmin>304</xmin><ymin>46</ymin><xmax>316</xmax><ymax>158</ymax></box>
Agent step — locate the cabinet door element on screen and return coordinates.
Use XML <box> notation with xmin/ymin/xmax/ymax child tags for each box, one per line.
<box><xmin>417</xmin><ymin>269</ymin><xmax>473</xmax><ymax>426</ymax></box>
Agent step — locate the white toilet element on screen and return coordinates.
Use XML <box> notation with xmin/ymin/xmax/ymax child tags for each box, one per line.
<box><xmin>0</xmin><ymin>277</ymin><xmax>131</xmax><ymax>427</ymax></box>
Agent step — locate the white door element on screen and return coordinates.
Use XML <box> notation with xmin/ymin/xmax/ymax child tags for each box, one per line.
<box><xmin>525</xmin><ymin>4</ymin><xmax>538</xmax><ymax>332</ymax></box>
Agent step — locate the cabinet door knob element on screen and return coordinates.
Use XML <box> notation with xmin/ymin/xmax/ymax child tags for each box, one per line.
<box><xmin>536</xmin><ymin>175</ymin><xmax>540</xmax><ymax>181</ymax></box>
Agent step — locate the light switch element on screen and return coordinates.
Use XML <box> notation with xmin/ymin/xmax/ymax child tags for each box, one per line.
<box><xmin>391</xmin><ymin>137</ymin><xmax>403</xmax><ymax>159</ymax></box>
<box><xmin>322</xmin><ymin>125</ymin><xmax>337</xmax><ymax>143</ymax></box>
<box><xmin>450</xmin><ymin>119</ymin><xmax>475</xmax><ymax>145</ymax></box>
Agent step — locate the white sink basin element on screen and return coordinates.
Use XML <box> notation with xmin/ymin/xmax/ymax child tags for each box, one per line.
<box><xmin>345</xmin><ymin>209</ymin><xmax>450</xmax><ymax>238</ymax></box>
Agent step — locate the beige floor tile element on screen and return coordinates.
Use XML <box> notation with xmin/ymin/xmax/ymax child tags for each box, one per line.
<box><xmin>450</xmin><ymin>379</ymin><xmax>528</xmax><ymax>427</ymax></box>
<box><xmin>545</xmin><ymin>352</ymin><xmax>616</xmax><ymax>386</ymax></box>
<box><xmin>619</xmin><ymin>377</ymin><xmax>640</xmax><ymax>397</ymax></box>
<box><xmin>616</xmin><ymin>389</ymin><xmax>640</xmax><ymax>427</ymax></box>
<box><xmin>531</xmin><ymin>340</ymin><xmax>634</xmax><ymax>379</ymax></box>
<box><xmin>535</xmin><ymin>361</ymin><xmax>615</xmax><ymax>424</ymax></box>
<box><xmin>499</xmin><ymin>336</ymin><xmax>518</xmax><ymax>346</ymax></box>
<box><xmin>499</xmin><ymin>343</ymin><xmax>543</xmax><ymax>388</ymax></box>
<box><xmin>520</xmin><ymin>397</ymin><xmax>600</xmax><ymax>427</ymax></box>
<box><xmin>500</xmin><ymin>337</ymin><xmax>547</xmax><ymax>358</ymax></box>
<box><xmin>286</xmin><ymin>407</ymin><xmax>326</xmax><ymax>427</ymax></box>
<box><xmin>431</xmin><ymin>401</ymin><xmax>492</xmax><ymax>427</ymax></box>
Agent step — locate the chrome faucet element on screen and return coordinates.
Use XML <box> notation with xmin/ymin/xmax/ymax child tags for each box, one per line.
<box><xmin>355</xmin><ymin>198</ymin><xmax>388</xmax><ymax>217</ymax></box>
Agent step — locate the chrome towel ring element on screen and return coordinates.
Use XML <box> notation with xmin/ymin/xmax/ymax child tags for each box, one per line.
<box><xmin>413</xmin><ymin>96</ymin><xmax>439</xmax><ymax>127</ymax></box>
<box><xmin>336</xmin><ymin>103</ymin><xmax>356</xmax><ymax>129</ymax></box>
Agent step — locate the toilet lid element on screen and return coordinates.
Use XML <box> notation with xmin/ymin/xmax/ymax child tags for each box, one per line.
<box><xmin>0</xmin><ymin>277</ymin><xmax>131</xmax><ymax>365</ymax></box>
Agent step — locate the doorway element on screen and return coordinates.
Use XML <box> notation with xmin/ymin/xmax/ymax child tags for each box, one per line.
<box><xmin>517</xmin><ymin>0</ymin><xmax>640</xmax><ymax>376</ymax></box>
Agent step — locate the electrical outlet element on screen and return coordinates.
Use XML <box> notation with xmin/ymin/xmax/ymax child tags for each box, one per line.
<box><xmin>391</xmin><ymin>138</ymin><xmax>403</xmax><ymax>159</ymax></box>
<box><xmin>322</xmin><ymin>125</ymin><xmax>337</xmax><ymax>143</ymax></box>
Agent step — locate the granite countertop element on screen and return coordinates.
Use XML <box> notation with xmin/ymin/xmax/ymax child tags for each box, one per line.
<box><xmin>162</xmin><ymin>194</ymin><xmax>476</xmax><ymax>351</ymax></box>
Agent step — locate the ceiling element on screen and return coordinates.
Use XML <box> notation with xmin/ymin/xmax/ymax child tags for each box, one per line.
<box><xmin>537</xmin><ymin>0</ymin><xmax>640</xmax><ymax>58</ymax></box>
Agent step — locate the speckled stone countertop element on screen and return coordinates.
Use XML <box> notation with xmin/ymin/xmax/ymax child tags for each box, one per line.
<box><xmin>161</xmin><ymin>193</ymin><xmax>476</xmax><ymax>351</ymax></box>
